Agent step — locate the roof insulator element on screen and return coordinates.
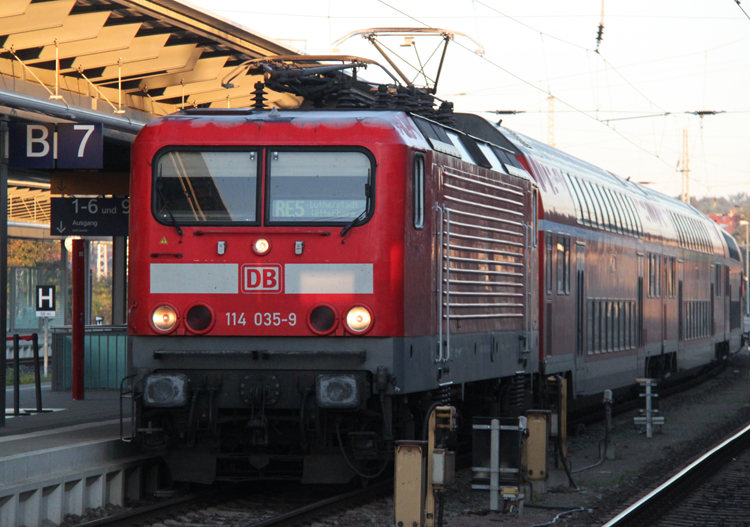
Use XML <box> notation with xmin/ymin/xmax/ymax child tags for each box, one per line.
<box><xmin>372</xmin><ymin>84</ymin><xmax>392</xmax><ymax>109</ymax></box>
<box><xmin>252</xmin><ymin>82</ymin><xmax>267</xmax><ymax>110</ymax></box>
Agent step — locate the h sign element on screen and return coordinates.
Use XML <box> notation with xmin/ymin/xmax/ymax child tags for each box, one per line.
<box><xmin>35</xmin><ymin>285</ymin><xmax>56</xmax><ymax>317</ymax></box>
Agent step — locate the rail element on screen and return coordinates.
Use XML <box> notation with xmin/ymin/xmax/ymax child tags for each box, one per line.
<box><xmin>602</xmin><ymin>420</ymin><xmax>750</xmax><ymax>526</ymax></box>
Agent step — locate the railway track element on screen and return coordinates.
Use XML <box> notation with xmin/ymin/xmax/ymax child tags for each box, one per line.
<box><xmin>67</xmin><ymin>360</ymin><xmax>738</xmax><ymax>527</ymax></box>
<box><xmin>601</xmin><ymin>421</ymin><xmax>750</xmax><ymax>527</ymax></box>
<box><xmin>71</xmin><ymin>479</ymin><xmax>392</xmax><ymax>527</ymax></box>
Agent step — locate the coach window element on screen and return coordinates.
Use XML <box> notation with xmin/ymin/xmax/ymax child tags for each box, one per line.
<box><xmin>603</xmin><ymin>188</ymin><xmax>623</xmax><ymax>234</ymax></box>
<box><xmin>614</xmin><ymin>192</ymin><xmax>633</xmax><ymax>235</ymax></box>
<box><xmin>586</xmin><ymin>299</ymin><xmax>596</xmax><ymax>355</ymax></box>
<box><xmin>685</xmin><ymin>217</ymin><xmax>697</xmax><ymax>251</ymax></box>
<box><xmin>582</xmin><ymin>181</ymin><xmax>602</xmax><ymax>229</ymax></box>
<box><xmin>154</xmin><ymin>150</ymin><xmax>260</xmax><ymax>224</ymax></box>
<box><xmin>593</xmin><ymin>185</ymin><xmax>612</xmax><ymax>231</ymax></box>
<box><xmin>687</xmin><ymin>219</ymin><xmax>699</xmax><ymax>251</ymax></box>
<box><xmin>571</xmin><ymin>176</ymin><xmax>592</xmax><ymax>225</ymax></box>
<box><xmin>267</xmin><ymin>150</ymin><xmax>372</xmax><ymax>224</ymax></box>
<box><xmin>648</xmin><ymin>253</ymin><xmax>661</xmax><ymax>297</ymax></box>
<box><xmin>716</xmin><ymin>264</ymin><xmax>722</xmax><ymax>296</ymax></box>
<box><xmin>557</xmin><ymin>234</ymin><xmax>570</xmax><ymax>295</ymax></box>
<box><xmin>702</xmin><ymin>225</ymin><xmax>711</xmax><ymax>252</ymax></box>
<box><xmin>726</xmin><ymin>266</ymin><xmax>730</xmax><ymax>297</ymax></box>
<box><xmin>603</xmin><ymin>189</ymin><xmax>619</xmax><ymax>232</ymax></box>
<box><xmin>627</xmin><ymin>196</ymin><xmax>643</xmax><ymax>236</ymax></box>
<box><xmin>414</xmin><ymin>153</ymin><xmax>425</xmax><ymax>229</ymax></box>
<box><xmin>696</xmin><ymin>222</ymin><xmax>705</xmax><ymax>251</ymax></box>
<box><xmin>669</xmin><ymin>212</ymin><xmax>686</xmax><ymax>247</ymax></box>
<box><xmin>675</xmin><ymin>214</ymin><xmax>688</xmax><ymax>249</ymax></box>
<box><xmin>565</xmin><ymin>174</ymin><xmax>584</xmax><ymax>223</ymax></box>
<box><xmin>668</xmin><ymin>257</ymin><xmax>676</xmax><ymax>297</ymax></box>
<box><xmin>598</xmin><ymin>186</ymin><xmax>615</xmax><ymax>232</ymax></box>
<box><xmin>579</xmin><ymin>180</ymin><xmax>602</xmax><ymax>227</ymax></box>
<box><xmin>546</xmin><ymin>233</ymin><xmax>553</xmax><ymax>295</ymax></box>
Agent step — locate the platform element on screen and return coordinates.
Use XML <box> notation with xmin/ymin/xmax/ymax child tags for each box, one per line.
<box><xmin>1</xmin><ymin>385</ymin><xmax>161</xmax><ymax>527</ymax></box>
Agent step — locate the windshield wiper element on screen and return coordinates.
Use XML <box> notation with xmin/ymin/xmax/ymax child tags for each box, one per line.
<box><xmin>156</xmin><ymin>172</ymin><xmax>184</xmax><ymax>240</ymax></box>
<box><xmin>340</xmin><ymin>210</ymin><xmax>367</xmax><ymax>237</ymax></box>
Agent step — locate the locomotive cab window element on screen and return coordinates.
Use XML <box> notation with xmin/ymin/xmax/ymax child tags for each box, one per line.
<box><xmin>267</xmin><ymin>150</ymin><xmax>373</xmax><ymax>224</ymax></box>
<box><xmin>154</xmin><ymin>150</ymin><xmax>260</xmax><ymax>224</ymax></box>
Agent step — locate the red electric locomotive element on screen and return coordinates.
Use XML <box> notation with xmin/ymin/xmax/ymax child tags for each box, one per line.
<box><xmin>127</xmin><ymin>95</ymin><xmax>539</xmax><ymax>483</ymax></box>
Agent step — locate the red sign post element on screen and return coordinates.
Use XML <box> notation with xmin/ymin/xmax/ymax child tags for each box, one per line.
<box><xmin>72</xmin><ymin>239</ymin><xmax>85</xmax><ymax>400</ymax></box>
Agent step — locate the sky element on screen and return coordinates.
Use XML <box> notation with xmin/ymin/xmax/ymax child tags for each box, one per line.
<box><xmin>185</xmin><ymin>0</ymin><xmax>750</xmax><ymax>202</ymax></box>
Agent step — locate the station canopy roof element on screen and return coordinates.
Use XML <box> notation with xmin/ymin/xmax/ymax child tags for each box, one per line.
<box><xmin>0</xmin><ymin>0</ymin><xmax>304</xmax><ymax>136</ymax></box>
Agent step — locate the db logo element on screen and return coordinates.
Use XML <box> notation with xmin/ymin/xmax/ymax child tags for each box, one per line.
<box><xmin>242</xmin><ymin>264</ymin><xmax>282</xmax><ymax>293</ymax></box>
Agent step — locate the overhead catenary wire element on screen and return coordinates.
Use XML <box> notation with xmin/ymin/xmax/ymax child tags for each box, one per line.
<box><xmin>371</xmin><ymin>1</ymin><xmax>722</xmax><ymax>191</ymax></box>
<box><xmin>449</xmin><ymin>38</ymin><xmax>679</xmax><ymax>173</ymax></box>
<box><xmin>734</xmin><ymin>0</ymin><xmax>750</xmax><ymax>20</ymax></box>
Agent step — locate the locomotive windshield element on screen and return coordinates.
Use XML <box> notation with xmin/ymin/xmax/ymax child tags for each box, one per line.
<box><xmin>154</xmin><ymin>150</ymin><xmax>259</xmax><ymax>223</ymax></box>
<box><xmin>267</xmin><ymin>151</ymin><xmax>371</xmax><ymax>223</ymax></box>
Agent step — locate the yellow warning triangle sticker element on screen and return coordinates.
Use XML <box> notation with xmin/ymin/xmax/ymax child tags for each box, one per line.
<box><xmin>160</xmin><ymin>237</ymin><xmax>168</xmax><ymax>245</ymax></box>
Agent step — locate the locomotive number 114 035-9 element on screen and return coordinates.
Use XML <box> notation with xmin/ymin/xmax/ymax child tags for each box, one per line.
<box><xmin>226</xmin><ymin>312</ymin><xmax>297</xmax><ymax>326</ymax></box>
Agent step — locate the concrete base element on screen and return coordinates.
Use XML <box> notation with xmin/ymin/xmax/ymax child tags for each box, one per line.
<box><xmin>0</xmin><ymin>439</ymin><xmax>160</xmax><ymax>527</ymax></box>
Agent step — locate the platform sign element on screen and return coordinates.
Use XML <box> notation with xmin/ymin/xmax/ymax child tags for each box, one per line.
<box><xmin>9</xmin><ymin>123</ymin><xmax>55</xmax><ymax>169</ymax></box>
<box><xmin>35</xmin><ymin>285</ymin><xmax>56</xmax><ymax>318</ymax></box>
<box><xmin>57</xmin><ymin>123</ymin><xmax>103</xmax><ymax>169</ymax></box>
<box><xmin>8</xmin><ymin>122</ymin><xmax>103</xmax><ymax>169</ymax></box>
<box><xmin>50</xmin><ymin>197</ymin><xmax>130</xmax><ymax>236</ymax></box>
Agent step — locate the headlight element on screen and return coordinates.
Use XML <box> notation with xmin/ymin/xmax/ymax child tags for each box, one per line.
<box><xmin>316</xmin><ymin>374</ymin><xmax>360</xmax><ymax>409</ymax></box>
<box><xmin>152</xmin><ymin>305</ymin><xmax>178</xmax><ymax>332</ymax></box>
<box><xmin>253</xmin><ymin>238</ymin><xmax>271</xmax><ymax>256</ymax></box>
<box><xmin>143</xmin><ymin>374</ymin><xmax>188</xmax><ymax>407</ymax></box>
<box><xmin>345</xmin><ymin>306</ymin><xmax>373</xmax><ymax>334</ymax></box>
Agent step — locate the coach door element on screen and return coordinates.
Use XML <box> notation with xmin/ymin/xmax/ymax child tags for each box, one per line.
<box><xmin>574</xmin><ymin>243</ymin><xmax>586</xmax><ymax>394</ymax></box>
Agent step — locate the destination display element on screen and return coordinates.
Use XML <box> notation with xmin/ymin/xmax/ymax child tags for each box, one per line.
<box><xmin>269</xmin><ymin>199</ymin><xmax>365</xmax><ymax>220</ymax></box>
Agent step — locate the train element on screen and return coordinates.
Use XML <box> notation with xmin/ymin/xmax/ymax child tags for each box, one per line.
<box><xmin>124</xmin><ymin>58</ymin><xmax>744</xmax><ymax>484</ymax></box>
